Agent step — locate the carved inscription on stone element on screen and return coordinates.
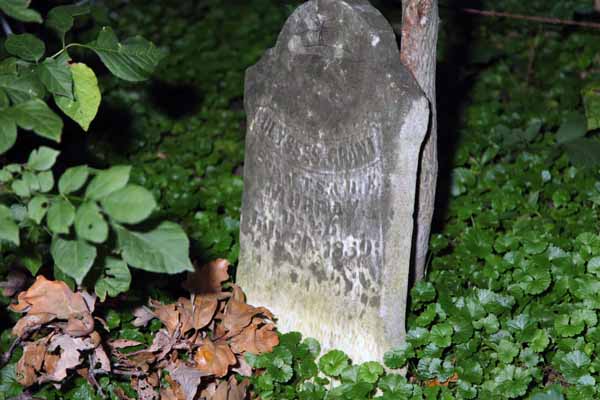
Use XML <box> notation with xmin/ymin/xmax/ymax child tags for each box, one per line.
<box><xmin>241</xmin><ymin>105</ymin><xmax>383</xmax><ymax>308</ymax></box>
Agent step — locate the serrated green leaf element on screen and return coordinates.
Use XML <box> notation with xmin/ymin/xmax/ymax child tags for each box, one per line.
<box><xmin>357</xmin><ymin>362</ymin><xmax>383</xmax><ymax>384</ymax></box>
<box><xmin>556</xmin><ymin>350</ymin><xmax>591</xmax><ymax>384</ymax></box>
<box><xmin>27</xmin><ymin>195</ymin><xmax>49</xmax><ymax>224</ymax></box>
<box><xmin>0</xmin><ymin>0</ymin><xmax>42</xmax><ymax>23</ymax></box>
<box><xmin>496</xmin><ymin>339</ymin><xmax>520</xmax><ymax>363</ymax></box>
<box><xmin>50</xmin><ymin>236</ymin><xmax>97</xmax><ymax>285</ymax></box>
<box><xmin>114</xmin><ymin>222</ymin><xmax>193</xmax><ymax>274</ymax></box>
<box><xmin>27</xmin><ymin>146</ymin><xmax>59</xmax><ymax>171</ymax></box>
<box><xmin>430</xmin><ymin>323</ymin><xmax>453</xmax><ymax>348</ymax></box>
<box><xmin>100</xmin><ymin>184</ymin><xmax>156</xmax><ymax>224</ymax></box>
<box><xmin>383</xmin><ymin>342</ymin><xmax>414</xmax><ymax>369</ymax></box>
<box><xmin>75</xmin><ymin>201</ymin><xmax>108</xmax><ymax>243</ymax></box>
<box><xmin>318</xmin><ymin>350</ymin><xmax>349</xmax><ymax>377</ymax></box>
<box><xmin>95</xmin><ymin>257</ymin><xmax>131</xmax><ymax>301</ymax></box>
<box><xmin>85</xmin><ymin>165</ymin><xmax>130</xmax><ymax>200</ymax></box>
<box><xmin>530</xmin><ymin>329</ymin><xmax>549</xmax><ymax>352</ymax></box>
<box><xmin>47</xmin><ymin>197</ymin><xmax>75</xmax><ymax>234</ymax></box>
<box><xmin>0</xmin><ymin>111</ymin><xmax>17</xmax><ymax>154</ymax></box>
<box><xmin>87</xmin><ymin>27</ymin><xmax>165</xmax><ymax>82</ymax></box>
<box><xmin>59</xmin><ymin>165</ymin><xmax>89</xmax><ymax>194</ymax></box>
<box><xmin>0</xmin><ymin>70</ymin><xmax>45</xmax><ymax>104</ymax></box>
<box><xmin>4</xmin><ymin>33</ymin><xmax>44</xmax><ymax>62</ymax></box>
<box><xmin>13</xmin><ymin>99</ymin><xmax>63</xmax><ymax>142</ymax></box>
<box><xmin>55</xmin><ymin>63</ymin><xmax>101</xmax><ymax>131</ymax></box>
<box><xmin>38</xmin><ymin>58</ymin><xmax>73</xmax><ymax>98</ymax></box>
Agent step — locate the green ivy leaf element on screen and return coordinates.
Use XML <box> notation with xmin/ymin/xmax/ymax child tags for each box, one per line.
<box><xmin>554</xmin><ymin>314</ymin><xmax>585</xmax><ymax>337</ymax></box>
<box><xmin>530</xmin><ymin>329</ymin><xmax>550</xmax><ymax>353</ymax></box>
<box><xmin>75</xmin><ymin>202</ymin><xmax>108</xmax><ymax>243</ymax></box>
<box><xmin>357</xmin><ymin>362</ymin><xmax>383</xmax><ymax>384</ymax></box>
<box><xmin>55</xmin><ymin>63</ymin><xmax>101</xmax><ymax>131</ymax></box>
<box><xmin>13</xmin><ymin>99</ymin><xmax>63</xmax><ymax>142</ymax></box>
<box><xmin>85</xmin><ymin>165</ymin><xmax>131</xmax><ymax>200</ymax></box>
<box><xmin>4</xmin><ymin>33</ymin><xmax>45</xmax><ymax>62</ymax></box>
<box><xmin>59</xmin><ymin>166</ymin><xmax>89</xmax><ymax>194</ymax></box>
<box><xmin>27</xmin><ymin>195</ymin><xmax>49</xmax><ymax>224</ymax></box>
<box><xmin>100</xmin><ymin>184</ymin><xmax>156</xmax><ymax>224</ymax></box>
<box><xmin>47</xmin><ymin>197</ymin><xmax>75</xmax><ymax>234</ymax></box>
<box><xmin>38</xmin><ymin>58</ymin><xmax>73</xmax><ymax>99</ymax></box>
<box><xmin>318</xmin><ymin>350</ymin><xmax>349</xmax><ymax>377</ymax></box>
<box><xmin>378</xmin><ymin>374</ymin><xmax>413</xmax><ymax>397</ymax></box>
<box><xmin>114</xmin><ymin>222</ymin><xmax>194</xmax><ymax>274</ymax></box>
<box><xmin>51</xmin><ymin>236</ymin><xmax>97</xmax><ymax>285</ymax></box>
<box><xmin>0</xmin><ymin>0</ymin><xmax>42</xmax><ymax>23</ymax></box>
<box><xmin>555</xmin><ymin>350</ymin><xmax>591</xmax><ymax>384</ymax></box>
<box><xmin>0</xmin><ymin>111</ymin><xmax>17</xmax><ymax>154</ymax></box>
<box><xmin>88</xmin><ymin>27</ymin><xmax>165</xmax><ymax>82</ymax></box>
<box><xmin>95</xmin><ymin>257</ymin><xmax>131</xmax><ymax>301</ymax></box>
<box><xmin>430</xmin><ymin>323</ymin><xmax>453</xmax><ymax>348</ymax></box>
<box><xmin>411</xmin><ymin>281</ymin><xmax>436</xmax><ymax>306</ymax></box>
<box><xmin>496</xmin><ymin>339</ymin><xmax>520</xmax><ymax>364</ymax></box>
<box><xmin>26</xmin><ymin>146</ymin><xmax>59</xmax><ymax>171</ymax></box>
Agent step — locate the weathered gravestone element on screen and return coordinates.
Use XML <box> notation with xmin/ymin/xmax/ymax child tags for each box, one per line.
<box><xmin>238</xmin><ymin>0</ymin><xmax>430</xmax><ymax>363</ymax></box>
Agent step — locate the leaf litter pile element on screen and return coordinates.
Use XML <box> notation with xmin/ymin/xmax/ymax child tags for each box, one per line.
<box><xmin>1</xmin><ymin>259</ymin><xmax>280</xmax><ymax>399</ymax></box>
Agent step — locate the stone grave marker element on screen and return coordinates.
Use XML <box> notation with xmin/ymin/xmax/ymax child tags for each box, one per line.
<box><xmin>237</xmin><ymin>0</ymin><xmax>430</xmax><ymax>363</ymax></box>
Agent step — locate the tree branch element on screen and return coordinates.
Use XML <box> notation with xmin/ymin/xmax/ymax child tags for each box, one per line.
<box><xmin>462</xmin><ymin>8</ymin><xmax>600</xmax><ymax>30</ymax></box>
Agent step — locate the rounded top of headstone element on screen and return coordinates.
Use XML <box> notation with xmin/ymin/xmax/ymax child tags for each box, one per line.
<box><xmin>277</xmin><ymin>0</ymin><xmax>399</xmax><ymax>65</ymax></box>
<box><xmin>245</xmin><ymin>0</ymin><xmax>423</xmax><ymax>143</ymax></box>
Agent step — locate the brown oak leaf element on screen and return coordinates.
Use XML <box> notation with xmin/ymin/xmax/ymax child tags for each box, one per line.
<box><xmin>9</xmin><ymin>276</ymin><xmax>94</xmax><ymax>337</ymax></box>
<box><xmin>165</xmin><ymin>360</ymin><xmax>208</xmax><ymax>400</ymax></box>
<box><xmin>41</xmin><ymin>334</ymin><xmax>97</xmax><ymax>382</ymax></box>
<box><xmin>132</xmin><ymin>305</ymin><xmax>156</xmax><ymax>328</ymax></box>
<box><xmin>192</xmin><ymin>295</ymin><xmax>218</xmax><ymax>330</ymax></box>
<box><xmin>222</xmin><ymin>299</ymin><xmax>273</xmax><ymax>337</ymax></box>
<box><xmin>193</xmin><ymin>339</ymin><xmax>236</xmax><ymax>378</ymax></box>
<box><xmin>231</xmin><ymin>319</ymin><xmax>279</xmax><ymax>355</ymax></box>
<box><xmin>16</xmin><ymin>339</ymin><xmax>48</xmax><ymax>386</ymax></box>
<box><xmin>151</xmin><ymin>301</ymin><xmax>180</xmax><ymax>336</ymax></box>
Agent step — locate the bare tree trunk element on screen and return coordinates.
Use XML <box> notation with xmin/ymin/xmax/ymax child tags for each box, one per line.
<box><xmin>400</xmin><ymin>0</ymin><xmax>439</xmax><ymax>281</ymax></box>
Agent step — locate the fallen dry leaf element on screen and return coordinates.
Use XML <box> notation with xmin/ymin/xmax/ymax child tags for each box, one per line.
<box><xmin>184</xmin><ymin>259</ymin><xmax>230</xmax><ymax>294</ymax></box>
<box><xmin>151</xmin><ymin>301</ymin><xmax>180</xmax><ymax>336</ymax></box>
<box><xmin>133</xmin><ymin>376</ymin><xmax>159</xmax><ymax>400</ymax></box>
<box><xmin>109</xmin><ymin>339</ymin><xmax>144</xmax><ymax>349</ymax></box>
<box><xmin>425</xmin><ymin>372</ymin><xmax>459</xmax><ymax>387</ymax></box>
<box><xmin>10</xmin><ymin>276</ymin><xmax>94</xmax><ymax>337</ymax></box>
<box><xmin>0</xmin><ymin>270</ymin><xmax>27</xmax><ymax>297</ymax></box>
<box><xmin>231</xmin><ymin>319</ymin><xmax>278</xmax><ymax>355</ymax></box>
<box><xmin>41</xmin><ymin>334</ymin><xmax>97</xmax><ymax>382</ymax></box>
<box><xmin>91</xmin><ymin>346</ymin><xmax>111</xmax><ymax>373</ymax></box>
<box><xmin>16</xmin><ymin>339</ymin><xmax>48</xmax><ymax>386</ymax></box>
<box><xmin>193</xmin><ymin>295</ymin><xmax>218</xmax><ymax>330</ymax></box>
<box><xmin>132</xmin><ymin>305</ymin><xmax>156</xmax><ymax>328</ymax></box>
<box><xmin>222</xmin><ymin>299</ymin><xmax>274</xmax><ymax>337</ymax></box>
<box><xmin>166</xmin><ymin>360</ymin><xmax>208</xmax><ymax>400</ymax></box>
<box><xmin>194</xmin><ymin>339</ymin><xmax>236</xmax><ymax>378</ymax></box>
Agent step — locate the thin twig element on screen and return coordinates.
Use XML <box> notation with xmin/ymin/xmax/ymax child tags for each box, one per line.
<box><xmin>463</xmin><ymin>8</ymin><xmax>600</xmax><ymax>30</ymax></box>
<box><xmin>0</xmin><ymin>15</ymin><xmax>12</xmax><ymax>36</ymax></box>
